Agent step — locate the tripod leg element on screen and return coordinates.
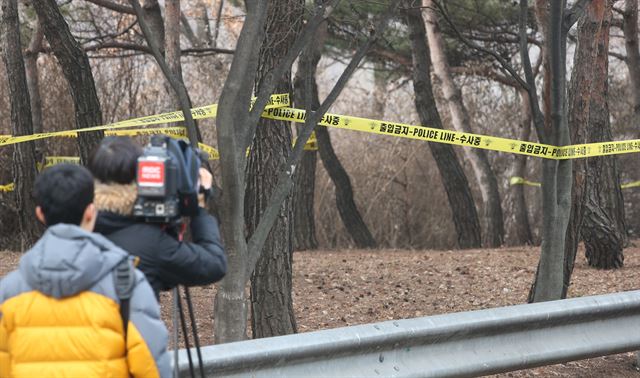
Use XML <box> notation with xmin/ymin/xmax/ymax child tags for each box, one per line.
<box><xmin>184</xmin><ymin>287</ymin><xmax>205</xmax><ymax>378</ymax></box>
<box><xmin>173</xmin><ymin>289</ymin><xmax>180</xmax><ymax>378</ymax></box>
<box><xmin>177</xmin><ymin>287</ymin><xmax>195</xmax><ymax>378</ymax></box>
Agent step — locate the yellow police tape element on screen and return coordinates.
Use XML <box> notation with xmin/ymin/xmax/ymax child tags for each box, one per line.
<box><xmin>510</xmin><ymin>176</ymin><xmax>640</xmax><ymax>189</ymax></box>
<box><xmin>509</xmin><ymin>176</ymin><xmax>541</xmax><ymax>187</ymax></box>
<box><xmin>3</xmin><ymin>96</ymin><xmax>640</xmax><ymax>159</ymax></box>
<box><xmin>0</xmin><ymin>125</ymin><xmax>319</xmax><ymax>193</ymax></box>
<box><xmin>0</xmin><ymin>94</ymin><xmax>290</xmax><ymax>147</ymax></box>
<box><xmin>260</xmin><ymin>107</ymin><xmax>640</xmax><ymax>160</ymax></box>
<box><xmin>621</xmin><ymin>181</ymin><xmax>640</xmax><ymax>189</ymax></box>
<box><xmin>0</xmin><ymin>183</ymin><xmax>14</xmax><ymax>192</ymax></box>
<box><xmin>38</xmin><ymin>156</ymin><xmax>80</xmax><ymax>170</ymax></box>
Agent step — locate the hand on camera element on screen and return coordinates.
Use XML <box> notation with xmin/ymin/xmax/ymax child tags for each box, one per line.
<box><xmin>198</xmin><ymin>168</ymin><xmax>213</xmax><ymax>208</ymax></box>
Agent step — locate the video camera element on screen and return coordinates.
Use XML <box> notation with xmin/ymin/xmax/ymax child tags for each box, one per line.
<box><xmin>133</xmin><ymin>135</ymin><xmax>202</xmax><ymax>223</ymax></box>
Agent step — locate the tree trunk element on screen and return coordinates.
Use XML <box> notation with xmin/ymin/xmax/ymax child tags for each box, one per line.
<box><xmin>529</xmin><ymin>0</ymin><xmax>573</xmax><ymax>302</ymax></box>
<box><xmin>213</xmin><ymin>0</ymin><xmax>269</xmax><ymax>344</ymax></box>
<box><xmin>563</xmin><ymin>0</ymin><xmax>604</xmax><ymax>297</ymax></box>
<box><xmin>291</xmin><ymin>19</ymin><xmax>324</xmax><ymax>251</ymax></box>
<box><xmin>372</xmin><ymin>61</ymin><xmax>387</xmax><ymax>119</ymax></box>
<box><xmin>582</xmin><ymin>1</ymin><xmax>625</xmax><ymax>269</ymax></box>
<box><xmin>2</xmin><ymin>0</ymin><xmax>41</xmax><ymax>248</ymax></box>
<box><xmin>195</xmin><ymin>0</ymin><xmax>213</xmax><ymax>47</ymax></box>
<box><xmin>163</xmin><ymin>0</ymin><xmax>201</xmax><ymax>145</ymax></box>
<box><xmin>304</xmin><ymin>10</ymin><xmax>377</xmax><ymax>250</ymax></box>
<box><xmin>24</xmin><ymin>19</ymin><xmax>44</xmax><ymax>152</ymax></box>
<box><xmin>623</xmin><ymin>0</ymin><xmax>640</xmax><ymax>119</ymax></box>
<box><xmin>292</xmin><ymin>147</ymin><xmax>318</xmax><ymax>251</ymax></box>
<box><xmin>143</xmin><ymin>0</ymin><xmax>165</xmax><ymax>51</ymax></box>
<box><xmin>214</xmin><ymin>0</ymin><xmax>382</xmax><ymax>342</ymax></box>
<box><xmin>504</xmin><ymin>90</ymin><xmax>534</xmax><ymax>246</ymax></box>
<box><xmin>406</xmin><ymin>4</ymin><xmax>482</xmax><ymax>249</ymax></box>
<box><xmin>165</xmin><ymin>0</ymin><xmax>183</xmax><ymax>84</ymax></box>
<box><xmin>316</xmin><ymin>126</ymin><xmax>378</xmax><ymax>248</ymax></box>
<box><xmin>32</xmin><ymin>0</ymin><xmax>104</xmax><ymax>163</ymax></box>
<box><xmin>246</xmin><ymin>0</ymin><xmax>303</xmax><ymax>338</ymax></box>
<box><xmin>424</xmin><ymin>0</ymin><xmax>504</xmax><ymax>247</ymax></box>
<box><xmin>535</xmin><ymin>0</ymin><xmax>553</xmax><ymax>134</ymax></box>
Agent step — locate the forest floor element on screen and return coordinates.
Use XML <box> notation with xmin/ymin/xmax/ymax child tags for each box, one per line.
<box><xmin>3</xmin><ymin>243</ymin><xmax>640</xmax><ymax>377</ymax></box>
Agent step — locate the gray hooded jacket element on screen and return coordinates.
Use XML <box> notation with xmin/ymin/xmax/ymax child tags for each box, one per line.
<box><xmin>0</xmin><ymin>224</ymin><xmax>171</xmax><ymax>378</ymax></box>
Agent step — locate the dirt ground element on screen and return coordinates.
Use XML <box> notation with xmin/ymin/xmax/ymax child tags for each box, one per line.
<box><xmin>2</xmin><ymin>243</ymin><xmax>640</xmax><ymax>377</ymax></box>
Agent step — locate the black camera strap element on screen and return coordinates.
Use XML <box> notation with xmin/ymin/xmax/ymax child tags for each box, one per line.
<box><xmin>114</xmin><ymin>258</ymin><xmax>135</xmax><ymax>344</ymax></box>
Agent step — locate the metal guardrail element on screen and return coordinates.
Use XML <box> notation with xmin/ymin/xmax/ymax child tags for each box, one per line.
<box><xmin>175</xmin><ymin>290</ymin><xmax>640</xmax><ymax>377</ymax></box>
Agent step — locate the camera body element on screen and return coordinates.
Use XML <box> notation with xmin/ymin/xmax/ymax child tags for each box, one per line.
<box><xmin>133</xmin><ymin>135</ymin><xmax>200</xmax><ymax>223</ymax></box>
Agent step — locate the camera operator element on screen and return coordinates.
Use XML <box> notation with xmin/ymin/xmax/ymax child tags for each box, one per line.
<box><xmin>88</xmin><ymin>136</ymin><xmax>227</xmax><ymax>298</ymax></box>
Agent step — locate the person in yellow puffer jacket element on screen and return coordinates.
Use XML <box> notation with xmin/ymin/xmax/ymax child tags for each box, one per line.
<box><xmin>0</xmin><ymin>164</ymin><xmax>170</xmax><ymax>378</ymax></box>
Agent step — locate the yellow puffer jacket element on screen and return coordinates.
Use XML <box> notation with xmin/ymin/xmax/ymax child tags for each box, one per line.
<box><xmin>0</xmin><ymin>224</ymin><xmax>170</xmax><ymax>378</ymax></box>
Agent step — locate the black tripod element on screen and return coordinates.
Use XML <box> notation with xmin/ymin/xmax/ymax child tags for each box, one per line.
<box><xmin>171</xmin><ymin>225</ymin><xmax>204</xmax><ymax>378</ymax></box>
<box><xmin>172</xmin><ymin>286</ymin><xmax>205</xmax><ymax>378</ymax></box>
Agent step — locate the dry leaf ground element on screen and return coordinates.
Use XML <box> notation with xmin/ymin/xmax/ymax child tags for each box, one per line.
<box><xmin>2</xmin><ymin>243</ymin><xmax>640</xmax><ymax>377</ymax></box>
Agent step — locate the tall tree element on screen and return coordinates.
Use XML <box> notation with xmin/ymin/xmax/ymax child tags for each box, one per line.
<box><xmin>444</xmin><ymin>0</ymin><xmax>590</xmax><ymax>300</ymax></box>
<box><xmin>292</xmin><ymin>13</ymin><xmax>324</xmax><ymax>252</ymax></box>
<box><xmin>406</xmin><ymin>2</ymin><xmax>482</xmax><ymax>249</ymax></box>
<box><xmin>213</xmin><ymin>0</ymin><xmax>397</xmax><ymax>342</ymax></box>
<box><xmin>423</xmin><ymin>0</ymin><xmax>504</xmax><ymax>247</ymax></box>
<box><xmin>564</xmin><ymin>0</ymin><xmax>603</xmax><ymax>296</ymax></box>
<box><xmin>581</xmin><ymin>0</ymin><xmax>625</xmax><ymax>269</ymax></box>
<box><xmin>294</xmin><ymin>2</ymin><xmax>377</xmax><ymax>250</ymax></box>
<box><xmin>622</xmin><ymin>0</ymin><xmax>640</xmax><ymax>121</ymax></box>
<box><xmin>214</xmin><ymin>0</ymin><xmax>270</xmax><ymax>343</ymax></box>
<box><xmin>293</xmin><ymin>1</ymin><xmax>379</xmax><ymax>251</ymax></box>
<box><xmin>1</xmin><ymin>0</ymin><xmax>41</xmax><ymax>248</ymax></box>
<box><xmin>32</xmin><ymin>0</ymin><xmax>104</xmax><ymax>163</ymax></box>
<box><xmin>525</xmin><ymin>0</ymin><xmax>588</xmax><ymax>301</ymax></box>
<box><xmin>245</xmin><ymin>0</ymin><xmax>304</xmax><ymax>338</ymax></box>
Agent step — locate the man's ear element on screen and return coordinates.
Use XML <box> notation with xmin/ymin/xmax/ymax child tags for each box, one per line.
<box><xmin>81</xmin><ymin>203</ymin><xmax>97</xmax><ymax>231</ymax></box>
<box><xmin>35</xmin><ymin>206</ymin><xmax>46</xmax><ymax>225</ymax></box>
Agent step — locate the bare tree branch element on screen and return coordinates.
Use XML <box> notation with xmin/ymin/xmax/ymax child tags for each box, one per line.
<box><xmin>213</xmin><ymin>0</ymin><xmax>224</xmax><ymax>48</ymax></box>
<box><xmin>43</xmin><ymin>41</ymin><xmax>235</xmax><ymax>56</ymax></box>
<box><xmin>81</xmin><ymin>41</ymin><xmax>152</xmax><ymax>53</ymax></box>
<box><xmin>369</xmin><ymin>46</ymin><xmax>412</xmax><ymax>67</ymax></box>
<box><xmin>450</xmin><ymin>65</ymin><xmax>519</xmax><ymax>87</ymax></box>
<box><xmin>77</xmin><ymin>20</ymin><xmax>137</xmax><ymax>45</ymax></box>
<box><xmin>180</xmin><ymin>11</ymin><xmax>200</xmax><ymax>47</ymax></box>
<box><xmin>84</xmin><ymin>0</ymin><xmax>135</xmax><ymax>14</ymax></box>
<box><xmin>431</xmin><ymin>0</ymin><xmax>529</xmax><ymax>90</ymax></box>
<box><xmin>460</xmin><ymin>32</ymin><xmax>542</xmax><ymax>47</ymax></box>
<box><xmin>181</xmin><ymin>46</ymin><xmax>234</xmax><ymax>55</ymax></box>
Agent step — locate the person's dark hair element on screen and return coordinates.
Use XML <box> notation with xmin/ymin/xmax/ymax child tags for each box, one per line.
<box><xmin>33</xmin><ymin>164</ymin><xmax>94</xmax><ymax>226</ymax></box>
<box><xmin>89</xmin><ymin>136</ymin><xmax>143</xmax><ymax>184</ymax></box>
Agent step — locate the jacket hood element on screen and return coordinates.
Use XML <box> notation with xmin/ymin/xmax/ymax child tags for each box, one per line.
<box><xmin>94</xmin><ymin>181</ymin><xmax>137</xmax><ymax>216</ymax></box>
<box><xmin>19</xmin><ymin>224</ymin><xmax>127</xmax><ymax>299</ymax></box>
